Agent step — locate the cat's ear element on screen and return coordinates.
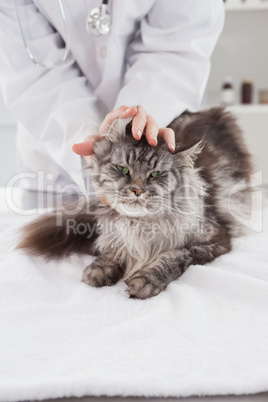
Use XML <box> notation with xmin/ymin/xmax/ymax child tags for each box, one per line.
<box><xmin>105</xmin><ymin>117</ymin><xmax>133</xmax><ymax>143</ymax></box>
<box><xmin>174</xmin><ymin>129</ymin><xmax>205</xmax><ymax>167</ymax></box>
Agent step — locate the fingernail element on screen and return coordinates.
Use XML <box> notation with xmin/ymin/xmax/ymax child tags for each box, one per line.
<box><xmin>169</xmin><ymin>143</ymin><xmax>175</xmax><ymax>152</ymax></box>
<box><xmin>136</xmin><ymin>129</ymin><xmax>142</xmax><ymax>139</ymax></box>
<box><xmin>149</xmin><ymin>135</ymin><xmax>157</xmax><ymax>146</ymax></box>
<box><xmin>124</xmin><ymin>107</ymin><xmax>133</xmax><ymax>114</ymax></box>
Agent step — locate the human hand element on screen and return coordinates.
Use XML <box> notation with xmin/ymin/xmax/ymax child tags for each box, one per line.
<box><xmin>130</xmin><ymin>105</ymin><xmax>175</xmax><ymax>151</ymax></box>
<box><xmin>72</xmin><ymin>105</ymin><xmax>175</xmax><ymax>162</ymax></box>
<box><xmin>72</xmin><ymin>105</ymin><xmax>137</xmax><ymax>164</ymax></box>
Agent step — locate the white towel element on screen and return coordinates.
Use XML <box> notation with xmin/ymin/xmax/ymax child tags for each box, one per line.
<box><xmin>0</xmin><ymin>204</ymin><xmax>268</xmax><ymax>402</ymax></box>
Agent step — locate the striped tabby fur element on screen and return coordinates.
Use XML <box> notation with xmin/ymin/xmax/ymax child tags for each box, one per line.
<box><xmin>18</xmin><ymin>108</ymin><xmax>253</xmax><ymax>299</ymax></box>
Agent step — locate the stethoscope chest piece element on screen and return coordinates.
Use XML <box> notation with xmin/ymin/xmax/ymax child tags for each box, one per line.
<box><xmin>86</xmin><ymin>3</ymin><xmax>111</xmax><ymax>36</ymax></box>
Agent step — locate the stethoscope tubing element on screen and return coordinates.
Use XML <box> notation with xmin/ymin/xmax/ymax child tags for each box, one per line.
<box><xmin>13</xmin><ymin>0</ymin><xmax>110</xmax><ymax>69</ymax></box>
<box><xmin>12</xmin><ymin>0</ymin><xmax>70</xmax><ymax>68</ymax></box>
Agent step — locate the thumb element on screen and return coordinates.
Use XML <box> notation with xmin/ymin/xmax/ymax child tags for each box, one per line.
<box><xmin>72</xmin><ymin>135</ymin><xmax>102</xmax><ymax>156</ymax></box>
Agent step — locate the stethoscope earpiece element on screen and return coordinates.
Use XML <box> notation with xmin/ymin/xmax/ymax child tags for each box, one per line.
<box><xmin>86</xmin><ymin>1</ymin><xmax>111</xmax><ymax>36</ymax></box>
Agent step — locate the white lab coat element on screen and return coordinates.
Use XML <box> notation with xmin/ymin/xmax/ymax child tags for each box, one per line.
<box><xmin>0</xmin><ymin>0</ymin><xmax>224</xmax><ymax>193</ymax></box>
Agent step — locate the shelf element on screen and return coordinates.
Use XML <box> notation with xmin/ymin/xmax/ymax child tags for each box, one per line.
<box><xmin>226</xmin><ymin>104</ymin><xmax>268</xmax><ymax>114</ymax></box>
<box><xmin>225</xmin><ymin>2</ymin><xmax>268</xmax><ymax>11</ymax></box>
<box><xmin>204</xmin><ymin>100</ymin><xmax>268</xmax><ymax>114</ymax></box>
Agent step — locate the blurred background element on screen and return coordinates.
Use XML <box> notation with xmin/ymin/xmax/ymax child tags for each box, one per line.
<box><xmin>0</xmin><ymin>0</ymin><xmax>268</xmax><ymax>187</ymax></box>
<box><xmin>205</xmin><ymin>0</ymin><xmax>268</xmax><ymax>184</ymax></box>
<box><xmin>0</xmin><ymin>91</ymin><xmax>18</xmax><ymax>187</ymax></box>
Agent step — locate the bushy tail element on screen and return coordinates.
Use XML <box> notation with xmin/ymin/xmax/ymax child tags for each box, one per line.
<box><xmin>16</xmin><ymin>208</ymin><xmax>99</xmax><ymax>260</ymax></box>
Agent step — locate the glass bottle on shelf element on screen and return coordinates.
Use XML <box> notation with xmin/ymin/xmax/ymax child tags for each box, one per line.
<box><xmin>221</xmin><ymin>76</ymin><xmax>235</xmax><ymax>106</ymax></box>
<box><xmin>241</xmin><ymin>78</ymin><xmax>253</xmax><ymax>104</ymax></box>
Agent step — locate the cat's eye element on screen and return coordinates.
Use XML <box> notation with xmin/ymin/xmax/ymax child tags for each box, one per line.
<box><xmin>150</xmin><ymin>171</ymin><xmax>163</xmax><ymax>179</ymax></box>
<box><xmin>116</xmin><ymin>165</ymin><xmax>129</xmax><ymax>175</ymax></box>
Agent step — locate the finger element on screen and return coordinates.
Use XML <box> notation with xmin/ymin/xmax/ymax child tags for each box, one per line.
<box><xmin>72</xmin><ymin>134</ymin><xmax>102</xmax><ymax>156</ymax></box>
<box><xmin>98</xmin><ymin>195</ymin><xmax>110</xmax><ymax>205</ymax></box>
<box><xmin>83</xmin><ymin>155</ymin><xmax>92</xmax><ymax>165</ymax></box>
<box><xmin>99</xmin><ymin>105</ymin><xmax>137</xmax><ymax>134</ymax></box>
<box><xmin>158</xmin><ymin>128</ymin><xmax>176</xmax><ymax>152</ymax></box>
<box><xmin>131</xmin><ymin>106</ymin><xmax>148</xmax><ymax>140</ymax></box>
<box><xmin>144</xmin><ymin>115</ymin><xmax>159</xmax><ymax>147</ymax></box>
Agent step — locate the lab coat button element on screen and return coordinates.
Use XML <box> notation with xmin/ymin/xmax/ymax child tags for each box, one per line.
<box><xmin>100</xmin><ymin>46</ymin><xmax>107</xmax><ymax>59</ymax></box>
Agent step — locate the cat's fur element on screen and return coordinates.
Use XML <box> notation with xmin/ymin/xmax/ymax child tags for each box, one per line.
<box><xmin>18</xmin><ymin>107</ymin><xmax>253</xmax><ymax>299</ymax></box>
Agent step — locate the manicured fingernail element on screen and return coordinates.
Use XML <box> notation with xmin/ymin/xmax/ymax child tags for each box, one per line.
<box><xmin>151</xmin><ymin>137</ymin><xmax>157</xmax><ymax>146</ymax></box>
<box><xmin>124</xmin><ymin>107</ymin><xmax>133</xmax><ymax>114</ymax></box>
<box><xmin>136</xmin><ymin>129</ymin><xmax>142</xmax><ymax>139</ymax></box>
<box><xmin>169</xmin><ymin>143</ymin><xmax>175</xmax><ymax>152</ymax></box>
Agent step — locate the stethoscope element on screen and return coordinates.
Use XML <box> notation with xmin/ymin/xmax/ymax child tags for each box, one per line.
<box><xmin>12</xmin><ymin>0</ymin><xmax>111</xmax><ymax>69</ymax></box>
<box><xmin>86</xmin><ymin>0</ymin><xmax>111</xmax><ymax>36</ymax></box>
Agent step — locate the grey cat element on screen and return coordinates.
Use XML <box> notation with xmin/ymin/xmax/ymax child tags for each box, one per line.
<box><xmin>18</xmin><ymin>107</ymin><xmax>253</xmax><ymax>299</ymax></box>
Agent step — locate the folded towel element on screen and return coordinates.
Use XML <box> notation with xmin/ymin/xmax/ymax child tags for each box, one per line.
<box><xmin>0</xmin><ymin>204</ymin><xmax>268</xmax><ymax>402</ymax></box>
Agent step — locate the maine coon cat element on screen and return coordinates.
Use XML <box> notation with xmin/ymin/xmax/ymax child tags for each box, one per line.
<box><xmin>18</xmin><ymin>107</ymin><xmax>253</xmax><ymax>299</ymax></box>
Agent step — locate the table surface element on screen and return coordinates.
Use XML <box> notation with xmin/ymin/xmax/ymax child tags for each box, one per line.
<box><xmin>2</xmin><ymin>188</ymin><xmax>268</xmax><ymax>402</ymax></box>
<box><xmin>41</xmin><ymin>393</ymin><xmax>268</xmax><ymax>402</ymax></box>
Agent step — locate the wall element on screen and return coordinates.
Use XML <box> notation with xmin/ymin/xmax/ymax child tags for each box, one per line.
<box><xmin>205</xmin><ymin>6</ymin><xmax>268</xmax><ymax>183</ymax></box>
<box><xmin>0</xmin><ymin>94</ymin><xmax>17</xmax><ymax>187</ymax></box>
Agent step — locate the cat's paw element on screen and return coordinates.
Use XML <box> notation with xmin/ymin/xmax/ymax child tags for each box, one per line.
<box><xmin>125</xmin><ymin>274</ymin><xmax>166</xmax><ymax>299</ymax></box>
<box><xmin>82</xmin><ymin>259</ymin><xmax>123</xmax><ymax>288</ymax></box>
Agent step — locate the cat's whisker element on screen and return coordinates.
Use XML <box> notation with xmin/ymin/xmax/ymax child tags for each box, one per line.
<box><xmin>194</xmin><ymin>214</ymin><xmax>221</xmax><ymax>228</ymax></box>
<box><xmin>18</xmin><ymin>108</ymin><xmax>253</xmax><ymax>299</ymax></box>
<box><xmin>46</xmin><ymin>192</ymin><xmax>67</xmax><ymax>203</ymax></box>
<box><xmin>64</xmin><ymin>196</ymin><xmax>85</xmax><ymax>207</ymax></box>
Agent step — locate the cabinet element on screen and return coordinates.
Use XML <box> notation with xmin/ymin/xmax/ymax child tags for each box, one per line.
<box><xmin>205</xmin><ymin>2</ymin><xmax>268</xmax><ymax>183</ymax></box>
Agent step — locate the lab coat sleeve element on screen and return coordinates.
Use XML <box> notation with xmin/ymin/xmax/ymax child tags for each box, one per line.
<box><xmin>0</xmin><ymin>0</ymin><xmax>101</xmax><ymax>190</ymax></box>
<box><xmin>114</xmin><ymin>0</ymin><xmax>225</xmax><ymax>128</ymax></box>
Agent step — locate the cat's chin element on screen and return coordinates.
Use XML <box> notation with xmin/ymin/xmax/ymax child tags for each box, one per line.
<box><xmin>115</xmin><ymin>202</ymin><xmax>149</xmax><ymax>217</ymax></box>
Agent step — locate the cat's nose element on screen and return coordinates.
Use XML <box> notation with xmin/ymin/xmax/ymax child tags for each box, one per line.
<box><xmin>131</xmin><ymin>188</ymin><xmax>144</xmax><ymax>197</ymax></box>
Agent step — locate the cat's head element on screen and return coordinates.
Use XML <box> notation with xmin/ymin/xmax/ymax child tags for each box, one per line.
<box><xmin>84</xmin><ymin>117</ymin><xmax>204</xmax><ymax>218</ymax></box>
